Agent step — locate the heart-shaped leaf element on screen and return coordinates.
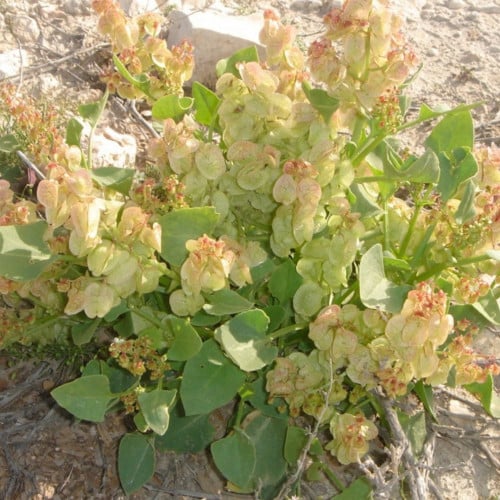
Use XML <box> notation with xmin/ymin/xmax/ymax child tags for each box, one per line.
<box><xmin>118</xmin><ymin>433</ymin><xmax>155</xmax><ymax>495</ymax></box>
<box><xmin>215</xmin><ymin>310</ymin><xmax>277</xmax><ymax>371</ymax></box>
<box><xmin>51</xmin><ymin>375</ymin><xmax>115</xmax><ymax>422</ymax></box>
<box><xmin>359</xmin><ymin>244</ymin><xmax>411</xmax><ymax>313</ymax></box>
<box><xmin>180</xmin><ymin>339</ymin><xmax>245</xmax><ymax>415</ymax></box>
<box><xmin>138</xmin><ymin>389</ymin><xmax>177</xmax><ymax>435</ymax></box>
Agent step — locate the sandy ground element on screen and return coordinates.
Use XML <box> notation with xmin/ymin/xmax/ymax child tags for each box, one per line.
<box><xmin>0</xmin><ymin>0</ymin><xmax>499</xmax><ymax>498</ymax></box>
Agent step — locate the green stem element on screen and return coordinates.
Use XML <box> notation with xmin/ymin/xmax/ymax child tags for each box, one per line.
<box><xmin>86</xmin><ymin>88</ymin><xmax>109</xmax><ymax>169</ymax></box>
<box><xmin>334</xmin><ymin>281</ymin><xmax>359</xmax><ymax>305</ymax></box>
<box><xmin>415</xmin><ymin>254</ymin><xmax>492</xmax><ymax>282</ymax></box>
<box><xmin>398</xmin><ymin>203</ymin><xmax>422</xmax><ymax>259</ymax></box>
<box><xmin>351</xmin><ymin>134</ymin><xmax>386</xmax><ymax>167</ymax></box>
<box><xmin>129</xmin><ymin>306</ymin><xmax>163</xmax><ymax>328</ymax></box>
<box><xmin>268</xmin><ymin>322</ymin><xmax>308</xmax><ymax>341</ymax></box>
<box><xmin>319</xmin><ymin>463</ymin><xmax>345</xmax><ymax>492</ymax></box>
<box><xmin>383</xmin><ymin>199</ymin><xmax>390</xmax><ymax>251</ymax></box>
<box><xmin>234</xmin><ymin>397</ymin><xmax>246</xmax><ymax>428</ymax></box>
<box><xmin>353</xmin><ymin>175</ymin><xmax>395</xmax><ymax>184</ymax></box>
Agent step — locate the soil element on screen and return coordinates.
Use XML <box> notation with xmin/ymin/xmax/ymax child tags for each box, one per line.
<box><xmin>0</xmin><ymin>0</ymin><xmax>499</xmax><ymax>499</ymax></box>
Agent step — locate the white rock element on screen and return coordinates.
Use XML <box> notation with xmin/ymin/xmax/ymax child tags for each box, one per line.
<box><xmin>119</xmin><ymin>0</ymin><xmax>160</xmax><ymax>16</ymax></box>
<box><xmin>447</xmin><ymin>0</ymin><xmax>467</xmax><ymax>9</ymax></box>
<box><xmin>64</xmin><ymin>0</ymin><xmax>92</xmax><ymax>16</ymax></box>
<box><xmin>0</xmin><ymin>49</ymin><xmax>30</xmax><ymax>79</ymax></box>
<box><xmin>33</xmin><ymin>74</ymin><xmax>60</xmax><ymax>98</ymax></box>
<box><xmin>473</xmin><ymin>4</ymin><xmax>500</xmax><ymax>14</ymax></box>
<box><xmin>5</xmin><ymin>14</ymin><xmax>40</xmax><ymax>44</ymax></box>
<box><xmin>291</xmin><ymin>0</ymin><xmax>323</xmax><ymax>11</ymax></box>
<box><xmin>167</xmin><ymin>9</ymin><xmax>265</xmax><ymax>88</ymax></box>
<box><xmin>91</xmin><ymin>127</ymin><xmax>137</xmax><ymax>169</ymax></box>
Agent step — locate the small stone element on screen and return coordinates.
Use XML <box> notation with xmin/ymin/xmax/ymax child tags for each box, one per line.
<box><xmin>0</xmin><ymin>49</ymin><xmax>30</xmax><ymax>79</ymax></box>
<box><xmin>64</xmin><ymin>0</ymin><xmax>92</xmax><ymax>15</ymax></box>
<box><xmin>473</xmin><ymin>4</ymin><xmax>500</xmax><ymax>14</ymax></box>
<box><xmin>91</xmin><ymin>126</ymin><xmax>137</xmax><ymax>169</ymax></box>
<box><xmin>290</xmin><ymin>0</ymin><xmax>322</xmax><ymax>12</ymax></box>
<box><xmin>167</xmin><ymin>9</ymin><xmax>265</xmax><ymax>88</ymax></box>
<box><xmin>426</xmin><ymin>47</ymin><xmax>440</xmax><ymax>57</ymax></box>
<box><xmin>447</xmin><ymin>0</ymin><xmax>467</xmax><ymax>9</ymax></box>
<box><xmin>33</xmin><ymin>74</ymin><xmax>60</xmax><ymax>98</ymax></box>
<box><xmin>5</xmin><ymin>14</ymin><xmax>40</xmax><ymax>44</ymax></box>
<box><xmin>119</xmin><ymin>0</ymin><xmax>160</xmax><ymax>16</ymax></box>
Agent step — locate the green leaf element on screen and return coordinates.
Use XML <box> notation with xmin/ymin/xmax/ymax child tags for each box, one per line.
<box><xmin>134</xmin><ymin>411</ymin><xmax>149</xmax><ymax>433</ymax></box>
<box><xmin>413</xmin><ymin>380</ymin><xmax>438</xmax><ymax>422</ymax></box>
<box><xmin>263</xmin><ymin>305</ymin><xmax>286</xmax><ymax>332</ymax></box>
<box><xmin>71</xmin><ymin>318</ymin><xmax>101</xmax><ymax>345</ymax></box>
<box><xmin>349</xmin><ymin>183</ymin><xmax>383</xmax><ymax>219</ymax></box>
<box><xmin>284</xmin><ymin>426</ymin><xmax>308</xmax><ymax>465</ymax></box>
<box><xmin>211</xmin><ymin>430</ymin><xmax>256</xmax><ymax>490</ymax></box>
<box><xmin>243</xmin><ymin>412</ymin><xmax>288</xmax><ymax>496</ymax></box>
<box><xmin>118</xmin><ymin>433</ymin><xmax>155</xmax><ymax>495</ymax></box>
<box><xmin>113</xmin><ymin>54</ymin><xmax>152</xmax><ymax>99</ymax></box>
<box><xmin>465</xmin><ymin>374</ymin><xmax>500</xmax><ymax>418</ymax></box>
<box><xmin>66</xmin><ymin>118</ymin><xmax>84</xmax><ymax>147</ymax></box>
<box><xmin>0</xmin><ymin>133</ymin><xmax>21</xmax><ymax>153</ymax></box>
<box><xmin>397</xmin><ymin>410</ymin><xmax>427</xmax><ymax>456</ymax></box>
<box><xmin>383</xmin><ymin>253</ymin><xmax>412</xmax><ymax>272</ymax></box>
<box><xmin>165</xmin><ymin>316</ymin><xmax>202</xmax><ymax>361</ymax></box>
<box><xmin>454</xmin><ymin>179</ymin><xmax>476</xmax><ymax>224</ymax></box>
<box><xmin>158</xmin><ymin>207</ymin><xmax>219</xmax><ymax>266</ymax></box>
<box><xmin>0</xmin><ymin>221</ymin><xmax>56</xmax><ymax>281</ymax></box>
<box><xmin>436</xmin><ymin>148</ymin><xmax>478</xmax><ymax>202</ymax></box>
<box><xmin>216</xmin><ymin>46</ymin><xmax>259</xmax><ymax>78</ymax></box>
<box><xmin>155</xmin><ymin>404</ymin><xmax>215</xmax><ymax>453</ymax></box>
<box><xmin>138</xmin><ymin>389</ymin><xmax>177</xmax><ymax>435</ymax></box>
<box><xmin>91</xmin><ymin>166</ymin><xmax>135</xmax><ymax>196</ymax></box>
<box><xmin>359</xmin><ymin>244</ymin><xmax>411</xmax><ymax>313</ymax></box>
<box><xmin>425</xmin><ymin>109</ymin><xmax>474</xmax><ymax>153</ymax></box>
<box><xmin>78</xmin><ymin>91</ymin><xmax>108</xmax><ymax>127</ymax></box>
<box><xmin>192</xmin><ymin>81</ymin><xmax>220</xmax><ymax>126</ymax></box>
<box><xmin>333</xmin><ymin>478</ymin><xmax>372</xmax><ymax>499</ymax></box>
<box><xmin>397</xmin><ymin>148</ymin><xmax>440</xmax><ymax>184</ymax></box>
<box><xmin>191</xmin><ymin>310</ymin><xmax>221</xmax><ymax>326</ymax></box>
<box><xmin>246</xmin><ymin>374</ymin><xmax>287</xmax><ymax>418</ymax></box>
<box><xmin>215</xmin><ymin>310</ymin><xmax>277</xmax><ymax>372</ymax></box>
<box><xmin>269</xmin><ymin>259</ymin><xmax>303</xmax><ymax>303</ymax></box>
<box><xmin>99</xmin><ymin>362</ymin><xmax>138</xmax><ymax>394</ymax></box>
<box><xmin>51</xmin><ymin>375</ymin><xmax>114</xmax><ymax>422</ymax></box>
<box><xmin>203</xmin><ymin>288</ymin><xmax>254</xmax><ymax>316</ymax></box>
<box><xmin>417</xmin><ymin>103</ymin><xmax>450</xmax><ymax>120</ymax></box>
<box><xmin>180</xmin><ymin>339</ymin><xmax>246</xmax><ymax>415</ymax></box>
<box><xmin>472</xmin><ymin>290</ymin><xmax>500</xmax><ymax>326</ymax></box>
<box><xmin>302</xmin><ymin>82</ymin><xmax>339</xmax><ymax>123</ymax></box>
<box><xmin>152</xmin><ymin>95</ymin><xmax>193</xmax><ymax>122</ymax></box>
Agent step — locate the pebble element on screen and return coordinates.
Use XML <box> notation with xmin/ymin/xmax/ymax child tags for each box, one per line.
<box><xmin>290</xmin><ymin>0</ymin><xmax>323</xmax><ymax>12</ymax></box>
<box><xmin>119</xmin><ymin>0</ymin><xmax>160</xmax><ymax>16</ymax></box>
<box><xmin>5</xmin><ymin>14</ymin><xmax>40</xmax><ymax>44</ymax></box>
<box><xmin>0</xmin><ymin>49</ymin><xmax>30</xmax><ymax>79</ymax></box>
<box><xmin>447</xmin><ymin>0</ymin><xmax>467</xmax><ymax>9</ymax></box>
<box><xmin>64</xmin><ymin>0</ymin><xmax>92</xmax><ymax>16</ymax></box>
<box><xmin>473</xmin><ymin>4</ymin><xmax>500</xmax><ymax>14</ymax></box>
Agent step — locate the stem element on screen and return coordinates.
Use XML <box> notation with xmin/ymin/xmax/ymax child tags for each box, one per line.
<box><xmin>383</xmin><ymin>199</ymin><xmax>390</xmax><ymax>251</ymax></box>
<box><xmin>129</xmin><ymin>306</ymin><xmax>163</xmax><ymax>328</ymax></box>
<box><xmin>268</xmin><ymin>322</ymin><xmax>308</xmax><ymax>341</ymax></box>
<box><xmin>351</xmin><ymin>134</ymin><xmax>387</xmax><ymax>167</ymax></box>
<box><xmin>415</xmin><ymin>254</ymin><xmax>492</xmax><ymax>282</ymax></box>
<box><xmin>234</xmin><ymin>397</ymin><xmax>246</xmax><ymax>428</ymax></box>
<box><xmin>319</xmin><ymin>463</ymin><xmax>345</xmax><ymax>492</ymax></box>
<box><xmin>86</xmin><ymin>88</ymin><xmax>109</xmax><ymax>169</ymax></box>
<box><xmin>398</xmin><ymin>203</ymin><xmax>422</xmax><ymax>259</ymax></box>
<box><xmin>334</xmin><ymin>281</ymin><xmax>359</xmax><ymax>305</ymax></box>
<box><xmin>353</xmin><ymin>175</ymin><xmax>395</xmax><ymax>184</ymax></box>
